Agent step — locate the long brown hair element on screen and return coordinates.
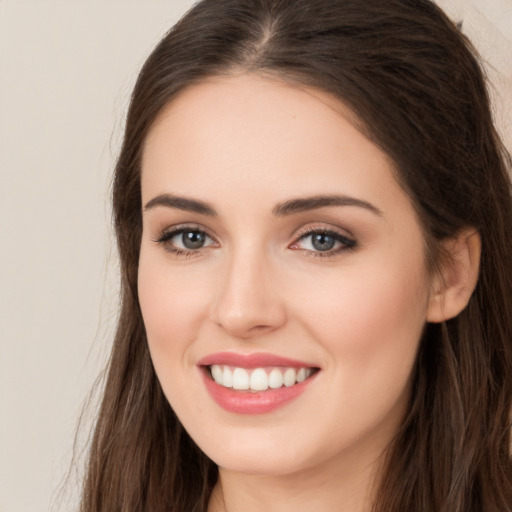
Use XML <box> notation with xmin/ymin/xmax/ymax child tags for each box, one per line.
<box><xmin>80</xmin><ymin>1</ymin><xmax>512</xmax><ymax>510</ymax></box>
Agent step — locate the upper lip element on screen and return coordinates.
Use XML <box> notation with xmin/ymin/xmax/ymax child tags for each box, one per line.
<box><xmin>197</xmin><ymin>351</ymin><xmax>319</xmax><ymax>369</ymax></box>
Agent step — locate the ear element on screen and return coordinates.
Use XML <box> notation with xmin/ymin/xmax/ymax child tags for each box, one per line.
<box><xmin>427</xmin><ymin>228</ymin><xmax>481</xmax><ymax>323</ymax></box>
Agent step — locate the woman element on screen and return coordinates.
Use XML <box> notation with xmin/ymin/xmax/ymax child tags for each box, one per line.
<box><xmin>80</xmin><ymin>0</ymin><xmax>512</xmax><ymax>510</ymax></box>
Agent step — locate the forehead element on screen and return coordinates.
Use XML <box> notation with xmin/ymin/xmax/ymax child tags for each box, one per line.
<box><xmin>141</xmin><ymin>74</ymin><xmax>408</xmax><ymax>217</ymax></box>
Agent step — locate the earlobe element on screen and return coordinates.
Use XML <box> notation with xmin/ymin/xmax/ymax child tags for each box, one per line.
<box><xmin>426</xmin><ymin>228</ymin><xmax>481</xmax><ymax>323</ymax></box>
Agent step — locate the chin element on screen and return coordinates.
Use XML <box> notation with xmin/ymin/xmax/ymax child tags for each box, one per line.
<box><xmin>206</xmin><ymin>444</ymin><xmax>314</xmax><ymax>477</ymax></box>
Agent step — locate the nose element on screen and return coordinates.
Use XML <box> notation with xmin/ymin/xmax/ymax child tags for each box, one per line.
<box><xmin>211</xmin><ymin>248</ymin><xmax>287</xmax><ymax>340</ymax></box>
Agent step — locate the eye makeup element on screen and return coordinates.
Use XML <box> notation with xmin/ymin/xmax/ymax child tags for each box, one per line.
<box><xmin>152</xmin><ymin>223</ymin><xmax>357</xmax><ymax>259</ymax></box>
<box><xmin>289</xmin><ymin>227</ymin><xmax>357</xmax><ymax>258</ymax></box>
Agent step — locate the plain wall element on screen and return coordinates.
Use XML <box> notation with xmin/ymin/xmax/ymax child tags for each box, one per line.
<box><xmin>0</xmin><ymin>1</ymin><xmax>510</xmax><ymax>511</ymax></box>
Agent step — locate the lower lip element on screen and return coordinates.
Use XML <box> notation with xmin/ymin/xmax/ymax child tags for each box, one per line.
<box><xmin>201</xmin><ymin>368</ymin><xmax>318</xmax><ymax>414</ymax></box>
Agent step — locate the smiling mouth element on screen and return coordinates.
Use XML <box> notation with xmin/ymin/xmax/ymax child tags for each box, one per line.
<box><xmin>207</xmin><ymin>365</ymin><xmax>319</xmax><ymax>392</ymax></box>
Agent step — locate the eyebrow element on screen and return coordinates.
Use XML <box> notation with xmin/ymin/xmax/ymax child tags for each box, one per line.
<box><xmin>143</xmin><ymin>193</ymin><xmax>382</xmax><ymax>217</ymax></box>
<box><xmin>144</xmin><ymin>194</ymin><xmax>217</xmax><ymax>216</ymax></box>
<box><xmin>272</xmin><ymin>195</ymin><xmax>382</xmax><ymax>217</ymax></box>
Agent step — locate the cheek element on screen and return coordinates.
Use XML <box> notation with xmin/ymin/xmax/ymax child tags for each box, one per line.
<box><xmin>331</xmin><ymin>271</ymin><xmax>426</xmax><ymax>345</ymax></box>
<box><xmin>137</xmin><ymin>251</ymin><xmax>211</xmax><ymax>364</ymax></box>
<box><xmin>137</xmin><ymin>252</ymin><xmax>214</xmax><ymax>413</ymax></box>
<box><xmin>284</xmin><ymin>258</ymin><xmax>429</xmax><ymax>455</ymax></box>
<box><xmin>290</xmin><ymin>250</ymin><xmax>429</xmax><ymax>391</ymax></box>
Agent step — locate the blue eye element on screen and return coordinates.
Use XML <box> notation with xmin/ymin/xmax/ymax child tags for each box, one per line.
<box><xmin>155</xmin><ymin>227</ymin><xmax>216</xmax><ymax>254</ymax></box>
<box><xmin>293</xmin><ymin>230</ymin><xmax>356</xmax><ymax>256</ymax></box>
<box><xmin>310</xmin><ymin>233</ymin><xmax>337</xmax><ymax>251</ymax></box>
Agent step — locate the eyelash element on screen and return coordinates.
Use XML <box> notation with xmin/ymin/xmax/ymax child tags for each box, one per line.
<box><xmin>153</xmin><ymin>224</ymin><xmax>216</xmax><ymax>259</ymax></box>
<box><xmin>153</xmin><ymin>225</ymin><xmax>357</xmax><ymax>258</ymax></box>
<box><xmin>290</xmin><ymin>227</ymin><xmax>357</xmax><ymax>258</ymax></box>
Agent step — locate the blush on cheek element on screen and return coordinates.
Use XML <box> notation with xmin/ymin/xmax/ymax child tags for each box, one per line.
<box><xmin>138</xmin><ymin>262</ymin><xmax>212</xmax><ymax>372</ymax></box>
<box><xmin>307</xmin><ymin>267</ymin><xmax>427</xmax><ymax>358</ymax></box>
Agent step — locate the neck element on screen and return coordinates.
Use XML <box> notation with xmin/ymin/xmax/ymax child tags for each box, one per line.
<box><xmin>207</xmin><ymin>449</ymin><xmax>385</xmax><ymax>512</ymax></box>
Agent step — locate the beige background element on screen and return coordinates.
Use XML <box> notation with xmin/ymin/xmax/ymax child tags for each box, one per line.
<box><xmin>0</xmin><ymin>1</ymin><xmax>510</xmax><ymax>511</ymax></box>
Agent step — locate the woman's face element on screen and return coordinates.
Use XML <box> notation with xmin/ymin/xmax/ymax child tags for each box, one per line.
<box><xmin>138</xmin><ymin>74</ymin><xmax>432</xmax><ymax>477</ymax></box>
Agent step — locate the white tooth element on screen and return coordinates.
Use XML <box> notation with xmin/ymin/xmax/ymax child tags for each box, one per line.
<box><xmin>268</xmin><ymin>368</ymin><xmax>284</xmax><ymax>389</ymax></box>
<box><xmin>283</xmin><ymin>368</ymin><xmax>296</xmax><ymax>387</ymax></box>
<box><xmin>232</xmin><ymin>368</ymin><xmax>250</xmax><ymax>390</ymax></box>
<box><xmin>305</xmin><ymin>368</ymin><xmax>313</xmax><ymax>379</ymax></box>
<box><xmin>211</xmin><ymin>365</ymin><xmax>223</xmax><ymax>384</ymax></box>
<box><xmin>296</xmin><ymin>367</ymin><xmax>306</xmax><ymax>383</ymax></box>
<box><xmin>222</xmin><ymin>367</ymin><xmax>233</xmax><ymax>388</ymax></box>
<box><xmin>250</xmin><ymin>368</ymin><xmax>269</xmax><ymax>391</ymax></box>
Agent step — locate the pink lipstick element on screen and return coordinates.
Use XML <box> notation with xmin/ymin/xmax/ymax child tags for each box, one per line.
<box><xmin>198</xmin><ymin>352</ymin><xmax>319</xmax><ymax>414</ymax></box>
